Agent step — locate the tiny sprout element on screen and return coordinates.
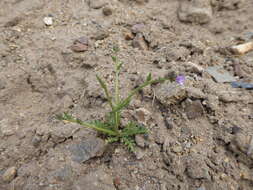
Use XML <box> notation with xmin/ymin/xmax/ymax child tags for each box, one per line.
<box><xmin>58</xmin><ymin>50</ymin><xmax>169</xmax><ymax>151</ymax></box>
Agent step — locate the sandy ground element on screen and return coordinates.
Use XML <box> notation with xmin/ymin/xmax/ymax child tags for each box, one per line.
<box><xmin>1</xmin><ymin>0</ymin><xmax>253</xmax><ymax>189</ymax></box>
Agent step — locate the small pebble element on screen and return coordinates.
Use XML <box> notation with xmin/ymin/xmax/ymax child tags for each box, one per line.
<box><xmin>102</xmin><ymin>7</ymin><xmax>112</xmax><ymax>16</ymax></box>
<box><xmin>171</xmin><ymin>144</ymin><xmax>183</xmax><ymax>153</ymax></box>
<box><xmin>185</xmin><ymin>100</ymin><xmax>204</xmax><ymax>119</ymax></box>
<box><xmin>132</xmin><ymin>33</ymin><xmax>148</xmax><ymax>50</ymax></box>
<box><xmin>231</xmin><ymin>126</ymin><xmax>242</xmax><ymax>134</ymax></box>
<box><xmin>164</xmin><ymin>118</ymin><xmax>174</xmax><ymax>129</ymax></box>
<box><xmin>70</xmin><ymin>43</ymin><xmax>88</xmax><ymax>52</ymax></box>
<box><xmin>94</xmin><ymin>30</ymin><xmax>109</xmax><ymax>41</ymax></box>
<box><xmin>131</xmin><ymin>23</ymin><xmax>145</xmax><ymax>34</ymax></box>
<box><xmin>32</xmin><ymin>135</ymin><xmax>41</xmax><ymax>147</ymax></box>
<box><xmin>2</xmin><ymin>167</ymin><xmax>17</xmax><ymax>182</ymax></box>
<box><xmin>43</xmin><ymin>16</ymin><xmax>53</xmax><ymax>26</ymax></box>
<box><xmin>125</xmin><ymin>32</ymin><xmax>134</xmax><ymax>40</ymax></box>
<box><xmin>74</xmin><ymin>36</ymin><xmax>89</xmax><ymax>45</ymax></box>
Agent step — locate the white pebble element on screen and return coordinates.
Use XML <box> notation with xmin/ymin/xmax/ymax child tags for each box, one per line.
<box><xmin>43</xmin><ymin>17</ymin><xmax>53</xmax><ymax>26</ymax></box>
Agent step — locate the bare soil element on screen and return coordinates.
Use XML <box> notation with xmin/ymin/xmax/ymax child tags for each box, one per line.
<box><xmin>1</xmin><ymin>0</ymin><xmax>253</xmax><ymax>189</ymax></box>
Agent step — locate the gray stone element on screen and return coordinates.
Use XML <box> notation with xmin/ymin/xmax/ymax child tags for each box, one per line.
<box><xmin>31</xmin><ymin>135</ymin><xmax>41</xmax><ymax>147</ymax></box>
<box><xmin>74</xmin><ymin>36</ymin><xmax>89</xmax><ymax>45</ymax></box>
<box><xmin>71</xmin><ymin>36</ymin><xmax>89</xmax><ymax>52</ymax></box>
<box><xmin>94</xmin><ymin>30</ymin><xmax>109</xmax><ymax>41</ymax></box>
<box><xmin>206</xmin><ymin>66</ymin><xmax>236</xmax><ymax>83</ymax></box>
<box><xmin>164</xmin><ymin>117</ymin><xmax>175</xmax><ymax>129</ymax></box>
<box><xmin>73</xmin><ymin>167</ymin><xmax>116</xmax><ymax>190</ymax></box>
<box><xmin>178</xmin><ymin>0</ymin><xmax>212</xmax><ymax>24</ymax></box>
<box><xmin>131</xmin><ymin>23</ymin><xmax>145</xmax><ymax>34</ymax></box>
<box><xmin>68</xmin><ymin>138</ymin><xmax>106</xmax><ymax>163</ymax></box>
<box><xmin>231</xmin><ymin>126</ymin><xmax>242</xmax><ymax>135</ymax></box>
<box><xmin>155</xmin><ymin>82</ymin><xmax>187</xmax><ymax>106</ymax></box>
<box><xmin>185</xmin><ymin>100</ymin><xmax>204</xmax><ymax>119</ymax></box>
<box><xmin>2</xmin><ymin>167</ymin><xmax>17</xmax><ymax>182</ymax></box>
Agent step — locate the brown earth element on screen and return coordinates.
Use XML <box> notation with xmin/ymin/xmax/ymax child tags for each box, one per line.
<box><xmin>1</xmin><ymin>0</ymin><xmax>253</xmax><ymax>189</ymax></box>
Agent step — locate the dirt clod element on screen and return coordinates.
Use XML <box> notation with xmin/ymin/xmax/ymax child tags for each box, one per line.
<box><xmin>178</xmin><ymin>0</ymin><xmax>213</xmax><ymax>24</ymax></box>
<box><xmin>184</xmin><ymin>100</ymin><xmax>205</xmax><ymax>119</ymax></box>
<box><xmin>132</xmin><ymin>33</ymin><xmax>148</xmax><ymax>50</ymax></box>
<box><xmin>155</xmin><ymin>82</ymin><xmax>187</xmax><ymax>106</ymax></box>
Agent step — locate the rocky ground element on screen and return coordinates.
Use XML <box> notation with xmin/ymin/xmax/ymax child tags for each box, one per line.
<box><xmin>1</xmin><ymin>0</ymin><xmax>253</xmax><ymax>189</ymax></box>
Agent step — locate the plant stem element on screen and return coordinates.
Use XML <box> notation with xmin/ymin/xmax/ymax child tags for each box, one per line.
<box><xmin>96</xmin><ymin>75</ymin><xmax>114</xmax><ymax>110</ymax></box>
<box><xmin>113</xmin><ymin>77</ymin><xmax>168</xmax><ymax>113</ymax></box>
<box><xmin>114</xmin><ymin>63</ymin><xmax>121</xmax><ymax>131</ymax></box>
<box><xmin>62</xmin><ymin>117</ymin><xmax>118</xmax><ymax>136</ymax></box>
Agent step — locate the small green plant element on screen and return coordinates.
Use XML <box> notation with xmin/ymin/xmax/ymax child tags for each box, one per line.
<box><xmin>57</xmin><ymin>50</ymin><xmax>168</xmax><ymax>151</ymax></box>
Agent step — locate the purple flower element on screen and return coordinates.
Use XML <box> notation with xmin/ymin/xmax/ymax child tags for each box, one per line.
<box><xmin>176</xmin><ymin>75</ymin><xmax>185</xmax><ymax>85</ymax></box>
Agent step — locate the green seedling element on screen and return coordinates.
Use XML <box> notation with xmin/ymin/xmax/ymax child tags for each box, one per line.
<box><xmin>57</xmin><ymin>53</ymin><xmax>168</xmax><ymax>151</ymax></box>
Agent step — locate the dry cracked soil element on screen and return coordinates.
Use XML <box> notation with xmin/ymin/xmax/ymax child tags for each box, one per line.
<box><xmin>1</xmin><ymin>0</ymin><xmax>253</xmax><ymax>190</ymax></box>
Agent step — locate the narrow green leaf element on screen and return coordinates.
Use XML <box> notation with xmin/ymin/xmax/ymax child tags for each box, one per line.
<box><xmin>121</xmin><ymin>122</ymin><xmax>148</xmax><ymax>137</ymax></box>
<box><xmin>96</xmin><ymin>75</ymin><xmax>114</xmax><ymax>109</ymax></box>
<box><xmin>96</xmin><ymin>75</ymin><xmax>106</xmax><ymax>89</ymax></box>
<box><xmin>146</xmin><ymin>73</ymin><xmax>152</xmax><ymax>82</ymax></box>
<box><xmin>113</xmin><ymin>97</ymin><xmax>131</xmax><ymax>113</ymax></box>
<box><xmin>121</xmin><ymin>137</ymin><xmax>135</xmax><ymax>152</ymax></box>
<box><xmin>57</xmin><ymin>113</ymin><xmax>118</xmax><ymax>136</ymax></box>
<box><xmin>111</xmin><ymin>56</ymin><xmax>117</xmax><ymax>63</ymax></box>
<box><xmin>116</xmin><ymin>62</ymin><xmax>123</xmax><ymax>71</ymax></box>
<box><xmin>106</xmin><ymin>137</ymin><xmax>119</xmax><ymax>143</ymax></box>
<box><xmin>112</xmin><ymin>46</ymin><xmax>120</xmax><ymax>53</ymax></box>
